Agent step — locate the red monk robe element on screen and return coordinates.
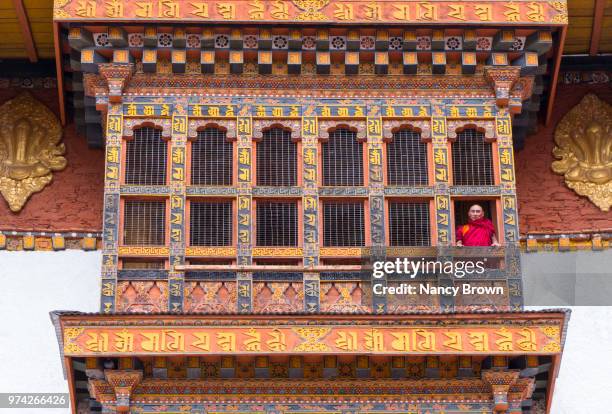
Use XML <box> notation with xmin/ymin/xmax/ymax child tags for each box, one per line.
<box><xmin>456</xmin><ymin>217</ymin><xmax>497</xmax><ymax>246</ymax></box>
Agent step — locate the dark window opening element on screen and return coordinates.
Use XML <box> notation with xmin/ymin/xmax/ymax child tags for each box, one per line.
<box><xmin>388</xmin><ymin>201</ymin><xmax>431</xmax><ymax>246</ymax></box>
<box><xmin>451</xmin><ymin>129</ymin><xmax>494</xmax><ymax>186</ymax></box>
<box><xmin>256</xmin><ymin>201</ymin><xmax>298</xmax><ymax>246</ymax></box>
<box><xmin>125</xmin><ymin>127</ymin><xmax>167</xmax><ymax>185</ymax></box>
<box><xmin>191</xmin><ymin>128</ymin><xmax>233</xmax><ymax>186</ymax></box>
<box><xmin>323</xmin><ymin>202</ymin><xmax>365</xmax><ymax>246</ymax></box>
<box><xmin>190</xmin><ymin>201</ymin><xmax>233</xmax><ymax>246</ymax></box>
<box><xmin>123</xmin><ymin>200</ymin><xmax>166</xmax><ymax>245</ymax></box>
<box><xmin>387</xmin><ymin>129</ymin><xmax>428</xmax><ymax>186</ymax></box>
<box><xmin>322</xmin><ymin>129</ymin><xmax>363</xmax><ymax>186</ymax></box>
<box><xmin>257</xmin><ymin>128</ymin><xmax>297</xmax><ymax>186</ymax></box>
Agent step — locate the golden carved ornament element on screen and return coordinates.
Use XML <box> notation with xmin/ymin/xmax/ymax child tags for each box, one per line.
<box><xmin>292</xmin><ymin>0</ymin><xmax>330</xmax><ymax>21</ymax></box>
<box><xmin>0</xmin><ymin>92</ymin><xmax>67</xmax><ymax>212</ymax></box>
<box><xmin>552</xmin><ymin>94</ymin><xmax>612</xmax><ymax>211</ymax></box>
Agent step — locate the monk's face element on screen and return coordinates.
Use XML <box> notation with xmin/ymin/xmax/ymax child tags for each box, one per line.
<box><xmin>468</xmin><ymin>205</ymin><xmax>484</xmax><ymax>221</ymax></box>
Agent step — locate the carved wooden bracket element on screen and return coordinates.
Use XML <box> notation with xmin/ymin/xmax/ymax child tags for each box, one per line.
<box><xmin>99</xmin><ymin>64</ymin><xmax>134</xmax><ymax>104</ymax></box>
<box><xmin>104</xmin><ymin>370</ymin><xmax>143</xmax><ymax>412</ymax></box>
<box><xmin>253</xmin><ymin>120</ymin><xmax>301</xmax><ymax>141</ymax></box>
<box><xmin>188</xmin><ymin>119</ymin><xmax>237</xmax><ymax>140</ymax></box>
<box><xmin>381</xmin><ymin>120</ymin><xmax>431</xmax><ymax>142</ymax></box>
<box><xmin>482</xmin><ymin>370</ymin><xmax>520</xmax><ymax>412</ymax></box>
<box><xmin>319</xmin><ymin>120</ymin><xmax>367</xmax><ymax>142</ymax></box>
<box><xmin>484</xmin><ymin>66</ymin><xmax>521</xmax><ymax>107</ymax></box>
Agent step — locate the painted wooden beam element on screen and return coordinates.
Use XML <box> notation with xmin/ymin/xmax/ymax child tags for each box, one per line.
<box><xmin>589</xmin><ymin>0</ymin><xmax>606</xmax><ymax>56</ymax></box>
<box><xmin>53</xmin><ymin>22</ymin><xmax>67</xmax><ymax>126</ymax></box>
<box><xmin>11</xmin><ymin>0</ymin><xmax>37</xmax><ymax>62</ymax></box>
<box><xmin>545</xmin><ymin>26</ymin><xmax>567</xmax><ymax>127</ymax></box>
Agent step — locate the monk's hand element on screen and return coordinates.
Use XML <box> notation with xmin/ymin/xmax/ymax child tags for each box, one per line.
<box><xmin>456</xmin><ymin>241</ymin><xmax>463</xmax><ymax>247</ymax></box>
<box><xmin>491</xmin><ymin>241</ymin><xmax>501</xmax><ymax>247</ymax></box>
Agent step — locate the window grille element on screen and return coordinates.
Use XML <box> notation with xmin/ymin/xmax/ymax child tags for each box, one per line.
<box><xmin>451</xmin><ymin>129</ymin><xmax>494</xmax><ymax>186</ymax></box>
<box><xmin>191</xmin><ymin>128</ymin><xmax>233</xmax><ymax>186</ymax></box>
<box><xmin>123</xmin><ymin>200</ymin><xmax>166</xmax><ymax>245</ymax></box>
<box><xmin>388</xmin><ymin>201</ymin><xmax>431</xmax><ymax>246</ymax></box>
<box><xmin>387</xmin><ymin>129</ymin><xmax>428</xmax><ymax>185</ymax></box>
<box><xmin>322</xmin><ymin>129</ymin><xmax>363</xmax><ymax>186</ymax></box>
<box><xmin>190</xmin><ymin>201</ymin><xmax>233</xmax><ymax>246</ymax></box>
<box><xmin>323</xmin><ymin>202</ymin><xmax>365</xmax><ymax>246</ymax></box>
<box><xmin>256</xmin><ymin>201</ymin><xmax>298</xmax><ymax>246</ymax></box>
<box><xmin>125</xmin><ymin>127</ymin><xmax>167</xmax><ymax>185</ymax></box>
<box><xmin>256</xmin><ymin>128</ymin><xmax>297</xmax><ymax>186</ymax></box>
<box><xmin>121</xmin><ymin>260</ymin><xmax>164</xmax><ymax>269</ymax></box>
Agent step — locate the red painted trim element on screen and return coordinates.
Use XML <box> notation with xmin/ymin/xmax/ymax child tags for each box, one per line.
<box><xmin>64</xmin><ymin>357</ymin><xmax>77</xmax><ymax>414</ymax></box>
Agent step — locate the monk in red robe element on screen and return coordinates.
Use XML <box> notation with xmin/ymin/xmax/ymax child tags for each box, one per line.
<box><xmin>456</xmin><ymin>204</ymin><xmax>500</xmax><ymax>247</ymax></box>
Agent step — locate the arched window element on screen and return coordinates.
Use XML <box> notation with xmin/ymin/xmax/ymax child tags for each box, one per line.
<box><xmin>125</xmin><ymin>127</ymin><xmax>167</xmax><ymax>185</ymax></box>
<box><xmin>386</xmin><ymin>129</ymin><xmax>428</xmax><ymax>185</ymax></box>
<box><xmin>191</xmin><ymin>128</ymin><xmax>233</xmax><ymax>186</ymax></box>
<box><xmin>451</xmin><ymin>129</ymin><xmax>494</xmax><ymax>186</ymax></box>
<box><xmin>322</xmin><ymin>128</ymin><xmax>363</xmax><ymax>186</ymax></box>
<box><xmin>388</xmin><ymin>201</ymin><xmax>431</xmax><ymax>246</ymax></box>
<box><xmin>256</xmin><ymin>127</ymin><xmax>297</xmax><ymax>186</ymax></box>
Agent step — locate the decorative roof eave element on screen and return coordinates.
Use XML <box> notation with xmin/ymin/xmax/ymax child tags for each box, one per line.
<box><xmin>83</xmin><ymin>72</ymin><xmax>532</xmax><ymax>103</ymax></box>
<box><xmin>53</xmin><ymin>0</ymin><xmax>568</xmax><ymax>26</ymax></box>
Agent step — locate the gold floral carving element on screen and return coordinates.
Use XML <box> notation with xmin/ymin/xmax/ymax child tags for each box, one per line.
<box><xmin>549</xmin><ymin>1</ymin><xmax>569</xmax><ymax>24</ymax></box>
<box><xmin>63</xmin><ymin>327</ymin><xmax>84</xmax><ymax>354</ymax></box>
<box><xmin>53</xmin><ymin>0</ymin><xmax>71</xmax><ymax>18</ymax></box>
<box><xmin>293</xmin><ymin>327</ymin><xmax>331</xmax><ymax>352</ymax></box>
<box><xmin>0</xmin><ymin>93</ymin><xmax>67</xmax><ymax>212</ymax></box>
<box><xmin>292</xmin><ymin>0</ymin><xmax>330</xmax><ymax>21</ymax></box>
<box><xmin>552</xmin><ymin>94</ymin><xmax>612</xmax><ymax>211</ymax></box>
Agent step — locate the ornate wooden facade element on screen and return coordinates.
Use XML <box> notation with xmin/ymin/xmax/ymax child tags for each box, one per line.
<box><xmin>51</xmin><ymin>1</ymin><xmax>569</xmax><ymax>413</ymax></box>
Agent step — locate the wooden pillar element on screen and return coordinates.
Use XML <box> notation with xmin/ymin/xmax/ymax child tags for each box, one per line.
<box><xmin>496</xmin><ymin>111</ymin><xmax>523</xmax><ymax>309</ymax></box>
<box><xmin>100</xmin><ymin>107</ymin><xmax>122</xmax><ymax>313</ymax></box>
<box><xmin>367</xmin><ymin>111</ymin><xmax>386</xmax><ymax>314</ymax></box>
<box><xmin>431</xmin><ymin>105</ymin><xmax>454</xmax><ymax>311</ymax></box>
<box><xmin>237</xmin><ymin>112</ymin><xmax>253</xmax><ymax>312</ymax></box>
<box><xmin>302</xmin><ymin>114</ymin><xmax>320</xmax><ymax>312</ymax></box>
<box><xmin>169</xmin><ymin>108</ymin><xmax>187</xmax><ymax>312</ymax></box>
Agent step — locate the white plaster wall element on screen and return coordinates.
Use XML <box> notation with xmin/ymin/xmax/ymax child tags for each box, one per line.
<box><xmin>0</xmin><ymin>250</ymin><xmax>610</xmax><ymax>413</ymax></box>
<box><xmin>0</xmin><ymin>250</ymin><xmax>100</xmax><ymax>414</ymax></box>
<box><xmin>547</xmin><ymin>307</ymin><xmax>612</xmax><ymax>413</ymax></box>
